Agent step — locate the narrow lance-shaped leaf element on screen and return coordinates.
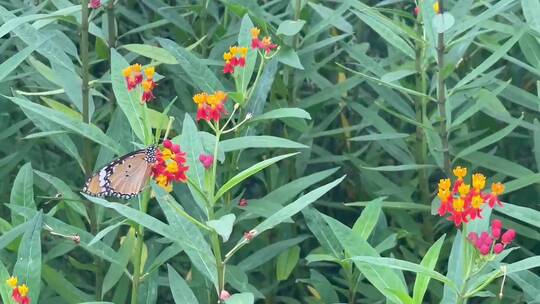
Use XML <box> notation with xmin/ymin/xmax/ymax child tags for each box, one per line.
<box><xmin>167</xmin><ymin>264</ymin><xmax>199</xmax><ymax>304</ymax></box>
<box><xmin>10</xmin><ymin>163</ymin><xmax>35</xmax><ymax>226</ymax></box>
<box><xmin>413</xmin><ymin>235</ymin><xmax>446</xmax><ymax>304</ymax></box>
<box><xmin>14</xmin><ymin>211</ymin><xmax>43</xmax><ymax>302</ymax></box>
<box><xmin>214</xmin><ymin>153</ymin><xmax>299</xmax><ymax>202</ymax></box>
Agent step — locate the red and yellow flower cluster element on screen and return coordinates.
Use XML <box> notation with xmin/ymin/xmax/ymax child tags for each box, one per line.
<box><xmin>223</xmin><ymin>46</ymin><xmax>248</xmax><ymax>74</ymax></box>
<box><xmin>437</xmin><ymin>166</ymin><xmax>505</xmax><ymax>226</ymax></box>
<box><xmin>152</xmin><ymin>140</ymin><xmax>189</xmax><ymax>192</ymax></box>
<box><xmin>122</xmin><ymin>64</ymin><xmax>157</xmax><ymax>104</ymax></box>
<box><xmin>192</xmin><ymin>91</ymin><xmax>228</xmax><ymax>122</ymax></box>
<box><xmin>251</xmin><ymin>27</ymin><xmax>278</xmax><ymax>54</ymax></box>
<box><xmin>468</xmin><ymin>220</ymin><xmax>516</xmax><ymax>256</ymax></box>
<box><xmin>6</xmin><ymin>276</ymin><xmax>30</xmax><ymax>304</ymax></box>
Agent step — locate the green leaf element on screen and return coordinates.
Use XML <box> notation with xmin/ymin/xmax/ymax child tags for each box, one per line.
<box><xmin>413</xmin><ymin>235</ymin><xmax>445</xmax><ymax>304</ymax></box>
<box><xmin>88</xmin><ymin>220</ymin><xmax>126</xmax><ymax>246</ymax></box>
<box><xmin>122</xmin><ymin>44</ymin><xmax>177</xmax><ymax>64</ymax></box>
<box><xmin>496</xmin><ymin>203</ymin><xmax>540</xmax><ymax>229</ymax></box>
<box><xmin>250</xmin><ymin>108</ymin><xmax>311</xmax><ymax>122</ymax></box>
<box><xmin>454</xmin><ymin>116</ymin><xmax>522</xmax><ymax>160</ymax></box>
<box><xmin>8</xmin><ymin>96</ymin><xmax>122</xmax><ymax>155</ymax></box>
<box><xmin>167</xmin><ymin>264</ymin><xmax>199</xmax><ymax>304</ymax></box>
<box><xmin>152</xmin><ymin>187</ymin><xmax>218</xmax><ymax>286</ymax></box>
<box><xmin>0</xmin><ymin>258</ymin><xmax>12</xmax><ymax>303</ymax></box>
<box><xmin>237</xmin><ymin>14</ymin><xmax>257</xmax><ymax>94</ymax></box>
<box><xmin>214</xmin><ymin>153</ymin><xmax>299</xmax><ymax>202</ymax></box>
<box><xmin>246</xmin><ymin>176</ymin><xmax>345</xmax><ymax>241</ymax></box>
<box><xmin>324</xmin><ymin>214</ymin><xmax>408</xmax><ymax>302</ymax></box>
<box><xmin>102</xmin><ymin>228</ymin><xmax>136</xmax><ymax>294</ymax></box>
<box><xmin>452</xmin><ymin>30</ymin><xmax>524</xmax><ymax>91</ymax></box>
<box><xmin>35</xmin><ymin>170</ymin><xmax>88</xmax><ymax>220</ymax></box>
<box><xmin>0</xmin><ymin>44</ymin><xmax>38</xmax><ymax>82</ymax></box>
<box><xmin>302</xmin><ymin>207</ymin><xmax>344</xmax><ymax>259</ymax></box>
<box><xmin>110</xmin><ymin>49</ymin><xmax>148</xmax><ymax>143</ymax></box>
<box><xmin>14</xmin><ymin>211</ymin><xmax>43</xmax><ymax>302</ymax></box>
<box><xmin>278</xmin><ymin>47</ymin><xmax>304</xmax><ymax>70</ymax></box>
<box><xmin>10</xmin><ymin>163</ymin><xmax>35</xmax><ymax>226</ymax></box>
<box><xmin>506</xmin><ymin>256</ymin><xmax>540</xmax><ymax>274</ymax></box>
<box><xmin>220</xmin><ymin>136</ymin><xmax>308</xmax><ymax>152</ymax></box>
<box><xmin>277</xmin><ymin>20</ymin><xmax>306</xmax><ymax>36</ymax></box>
<box><xmin>522</xmin><ymin>0</ymin><xmax>540</xmax><ymax>33</ymax></box>
<box><xmin>225</xmin><ymin>293</ymin><xmax>255</xmax><ymax>304</ymax></box>
<box><xmin>352</xmin><ymin>197</ymin><xmax>383</xmax><ymax>240</ymax></box>
<box><xmin>207</xmin><ymin>214</ymin><xmax>236</xmax><ymax>242</ymax></box>
<box><xmin>86</xmin><ymin>195</ymin><xmax>217</xmax><ymax>285</ymax></box>
<box><xmin>442</xmin><ymin>230</ymin><xmax>465</xmax><ymax>302</ymax></box>
<box><xmin>349</xmin><ymin>256</ymin><xmax>455</xmax><ymax>289</ymax></box>
<box><xmin>349</xmin><ymin>132</ymin><xmax>409</xmax><ymax>142</ymax></box>
<box><xmin>345</xmin><ymin>201</ymin><xmax>431</xmax><ymax>212</ymax></box>
<box><xmin>276</xmin><ymin>245</ymin><xmax>300</xmax><ymax>281</ymax></box>
<box><xmin>239</xmin><ymin>236</ymin><xmax>309</xmax><ymax>272</ymax></box>
<box><xmin>158</xmin><ymin>38</ymin><xmax>224</xmax><ymax>92</ymax></box>
<box><xmin>432</xmin><ymin>13</ymin><xmax>455</xmax><ymax>33</ymax></box>
<box><xmin>351</xmin><ymin>9</ymin><xmax>415</xmax><ymax>58</ymax></box>
<box><xmin>359</xmin><ymin>164</ymin><xmax>436</xmax><ymax>171</ymax></box>
<box><xmin>42</xmin><ymin>264</ymin><xmax>92</xmax><ymax>303</ymax></box>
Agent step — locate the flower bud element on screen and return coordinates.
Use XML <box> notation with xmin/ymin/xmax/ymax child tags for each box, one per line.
<box><xmin>491</xmin><ymin>219</ymin><xmax>503</xmax><ymax>230</ymax></box>
<box><xmin>479</xmin><ymin>244</ymin><xmax>491</xmax><ymax>255</ymax></box>
<box><xmin>501</xmin><ymin>229</ymin><xmax>516</xmax><ymax>245</ymax></box>
<box><xmin>494</xmin><ymin>243</ymin><xmax>504</xmax><ymax>254</ymax></box>
<box><xmin>219</xmin><ymin>290</ymin><xmax>231</xmax><ymax>301</ymax></box>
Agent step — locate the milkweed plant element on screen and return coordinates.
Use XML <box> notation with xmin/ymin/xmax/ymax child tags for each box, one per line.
<box><xmin>1</xmin><ymin>0</ymin><xmax>539</xmax><ymax>304</ymax></box>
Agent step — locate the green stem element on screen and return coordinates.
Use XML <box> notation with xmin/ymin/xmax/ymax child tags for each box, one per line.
<box><xmin>436</xmin><ymin>1</ymin><xmax>451</xmax><ymax>175</ymax></box>
<box><xmin>245</xmin><ymin>53</ymin><xmax>265</xmax><ymax>103</ymax></box>
<box><xmin>81</xmin><ymin>0</ymin><xmax>103</xmax><ymax>300</ymax></box>
<box><xmin>207</xmin><ymin>128</ymin><xmax>225</xmax><ymax>295</ymax></box>
<box><xmin>130</xmin><ymin>189</ymin><xmax>151</xmax><ymax>304</ymax></box>
<box><xmin>106</xmin><ymin>0</ymin><xmax>116</xmax><ymax>105</ymax></box>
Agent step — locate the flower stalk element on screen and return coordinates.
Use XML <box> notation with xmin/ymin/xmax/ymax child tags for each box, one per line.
<box><xmin>81</xmin><ymin>0</ymin><xmax>104</xmax><ymax>299</ymax></box>
<box><xmin>130</xmin><ymin>188</ymin><xmax>151</xmax><ymax>304</ymax></box>
<box><xmin>436</xmin><ymin>0</ymin><xmax>451</xmax><ymax>175</ymax></box>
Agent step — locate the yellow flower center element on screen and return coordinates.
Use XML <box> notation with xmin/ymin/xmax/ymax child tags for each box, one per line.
<box><xmin>166</xmin><ymin>161</ymin><xmax>179</xmax><ymax>173</ymax></box>
<box><xmin>6</xmin><ymin>276</ymin><xmax>18</xmax><ymax>289</ymax></box>
<box><xmin>144</xmin><ymin>67</ymin><xmax>155</xmax><ymax>79</ymax></box>
<box><xmin>229</xmin><ymin>46</ymin><xmax>239</xmax><ymax>56</ymax></box>
<box><xmin>251</xmin><ymin>27</ymin><xmax>260</xmax><ymax>39</ymax></box>
<box><xmin>132</xmin><ymin>63</ymin><xmax>142</xmax><ymax>73</ymax></box>
<box><xmin>18</xmin><ymin>284</ymin><xmax>29</xmax><ymax>297</ymax></box>
<box><xmin>471</xmin><ymin>195</ymin><xmax>484</xmax><ymax>209</ymax></box>
<box><xmin>453</xmin><ymin>166</ymin><xmax>467</xmax><ymax>180</ymax></box>
<box><xmin>491</xmin><ymin>182</ymin><xmax>505</xmax><ymax>195</ymax></box>
<box><xmin>223</xmin><ymin>52</ymin><xmax>233</xmax><ymax>61</ymax></box>
<box><xmin>193</xmin><ymin>93</ymin><xmax>207</xmax><ymax>105</ymax></box>
<box><xmin>438</xmin><ymin>178</ymin><xmax>451</xmax><ymax>191</ymax></box>
<box><xmin>141</xmin><ymin>80</ymin><xmax>153</xmax><ymax>91</ymax></box>
<box><xmin>452</xmin><ymin>198</ymin><xmax>465</xmax><ymax>212</ymax></box>
<box><xmin>162</xmin><ymin>148</ymin><xmax>173</xmax><ymax>161</ymax></box>
<box><xmin>458</xmin><ymin>183</ymin><xmax>470</xmax><ymax>198</ymax></box>
<box><xmin>433</xmin><ymin>1</ymin><xmax>440</xmax><ymax>13</ymax></box>
<box><xmin>122</xmin><ymin>66</ymin><xmax>133</xmax><ymax>77</ymax></box>
<box><xmin>240</xmin><ymin>47</ymin><xmax>248</xmax><ymax>58</ymax></box>
<box><xmin>472</xmin><ymin>173</ymin><xmax>486</xmax><ymax>190</ymax></box>
<box><xmin>437</xmin><ymin>189</ymin><xmax>450</xmax><ymax>201</ymax></box>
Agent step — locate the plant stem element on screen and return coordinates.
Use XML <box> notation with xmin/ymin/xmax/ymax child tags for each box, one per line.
<box><xmin>131</xmin><ymin>189</ymin><xmax>151</xmax><ymax>304</ymax></box>
<box><xmin>415</xmin><ymin>29</ymin><xmax>429</xmax><ymax>205</ymax></box>
<box><xmin>436</xmin><ymin>1</ymin><xmax>451</xmax><ymax>175</ymax></box>
<box><xmin>208</xmin><ymin>128</ymin><xmax>225</xmax><ymax>295</ymax></box>
<box><xmin>81</xmin><ymin>0</ymin><xmax>103</xmax><ymax>300</ymax></box>
<box><xmin>106</xmin><ymin>0</ymin><xmax>116</xmax><ymax>105</ymax></box>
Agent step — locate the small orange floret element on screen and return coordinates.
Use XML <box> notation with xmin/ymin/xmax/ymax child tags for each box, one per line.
<box><xmin>193</xmin><ymin>93</ymin><xmax>207</xmax><ymax>105</ymax></box>
<box><xmin>223</xmin><ymin>52</ymin><xmax>233</xmax><ymax>62</ymax></box>
<box><xmin>132</xmin><ymin>63</ymin><xmax>142</xmax><ymax>72</ymax></box>
<box><xmin>471</xmin><ymin>195</ymin><xmax>483</xmax><ymax>209</ymax></box>
<box><xmin>438</xmin><ymin>178</ymin><xmax>451</xmax><ymax>191</ymax></box>
<box><xmin>239</xmin><ymin>47</ymin><xmax>248</xmax><ymax>58</ymax></box>
<box><xmin>122</xmin><ymin>66</ymin><xmax>133</xmax><ymax>77</ymax></box>
<box><xmin>458</xmin><ymin>183</ymin><xmax>470</xmax><ymax>198</ymax></box>
<box><xmin>18</xmin><ymin>284</ymin><xmax>29</xmax><ymax>297</ymax></box>
<box><xmin>491</xmin><ymin>182</ymin><xmax>505</xmax><ymax>196</ymax></box>
<box><xmin>433</xmin><ymin>1</ymin><xmax>440</xmax><ymax>14</ymax></box>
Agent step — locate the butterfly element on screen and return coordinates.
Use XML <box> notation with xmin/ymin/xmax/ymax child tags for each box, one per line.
<box><xmin>83</xmin><ymin>145</ymin><xmax>157</xmax><ymax>199</ymax></box>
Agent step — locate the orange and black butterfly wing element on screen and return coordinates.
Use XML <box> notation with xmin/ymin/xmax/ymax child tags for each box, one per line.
<box><xmin>83</xmin><ymin>146</ymin><xmax>157</xmax><ymax>199</ymax></box>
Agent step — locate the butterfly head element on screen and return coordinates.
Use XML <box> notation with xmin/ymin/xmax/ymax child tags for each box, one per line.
<box><xmin>145</xmin><ymin>145</ymin><xmax>158</xmax><ymax>164</ymax></box>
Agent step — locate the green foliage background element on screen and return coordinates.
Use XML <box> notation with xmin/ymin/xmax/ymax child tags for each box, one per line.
<box><xmin>0</xmin><ymin>0</ymin><xmax>539</xmax><ymax>303</ymax></box>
